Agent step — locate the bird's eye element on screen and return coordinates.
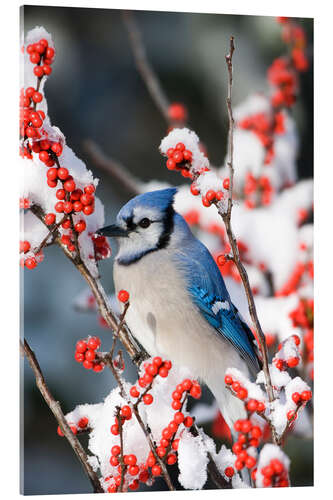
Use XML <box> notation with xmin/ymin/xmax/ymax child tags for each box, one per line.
<box><xmin>138</xmin><ymin>218</ymin><xmax>151</xmax><ymax>229</ymax></box>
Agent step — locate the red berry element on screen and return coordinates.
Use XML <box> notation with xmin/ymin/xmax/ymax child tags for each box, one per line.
<box><xmin>121</xmin><ymin>405</ymin><xmax>132</xmax><ymax>419</ymax></box>
<box><xmin>93</xmin><ymin>363</ymin><xmax>104</xmax><ymax>372</ymax></box>
<box><xmin>184</xmin><ymin>416</ymin><xmax>193</xmax><ymax>428</ymax></box>
<box><xmin>25</xmin><ymin>257</ymin><xmax>37</xmax><ymax>269</ymax></box>
<box><xmin>130</xmin><ymin>386</ymin><xmax>140</xmax><ymax>398</ymax></box>
<box><xmin>158</xmin><ymin>366</ymin><xmax>169</xmax><ymax>378</ymax></box>
<box><xmin>56</xmin><ymin>189</ymin><xmax>66</xmax><ymax>200</ymax></box>
<box><xmin>42</xmin><ymin>64</ymin><xmax>52</xmax><ymax>75</ymax></box>
<box><xmin>73</xmin><ymin>201</ymin><xmax>83</xmax><ymax>212</ymax></box>
<box><xmin>74</xmin><ymin>352</ymin><xmax>84</xmax><ymax>362</ymax></box>
<box><xmin>110</xmin><ymin>424</ymin><xmax>119</xmax><ymax>435</ymax></box>
<box><xmin>153</xmin><ymin>356</ymin><xmax>163</xmax><ymax>367</ymax></box>
<box><xmin>118</xmin><ymin>289</ymin><xmax>129</xmax><ymax>303</ymax></box>
<box><xmin>287</xmin><ymin>410</ymin><xmax>296</xmax><ymax>421</ymax></box>
<box><xmin>63</xmin><ymin>179</ymin><xmax>76</xmax><ymax>192</ymax></box>
<box><xmin>202</xmin><ymin>196</ymin><xmax>211</xmax><ymax>207</ymax></box>
<box><xmin>166</xmin><ymin>158</ymin><xmax>176</xmax><ymax>170</ymax></box>
<box><xmin>223</xmin><ymin>178</ymin><xmax>230</xmax><ymax>190</ymax></box>
<box><xmin>247</xmin><ymin>399</ymin><xmax>258</xmax><ymax>412</ymax></box>
<box><xmin>20</xmin><ymin>240</ymin><xmax>31</xmax><ymax>253</ymax></box>
<box><xmin>287</xmin><ymin>357</ymin><xmax>299</xmax><ymax>367</ymax></box>
<box><xmin>45</xmin><ymin>213</ymin><xmax>56</xmax><ymax>225</ymax></box>
<box><xmin>25</xmin><ymin>87</ymin><xmax>35</xmax><ymax>98</ymax></box>
<box><xmin>151</xmin><ymin>465</ymin><xmax>161</xmax><ymax>476</ymax></box>
<box><xmin>156</xmin><ymin>446</ymin><xmax>166</xmax><ymax>458</ymax></box>
<box><xmin>168</xmin><ymin>103</ymin><xmax>187</xmax><ymax>122</ymax></box>
<box><xmin>80</xmin><ymin>193</ymin><xmax>94</xmax><ymax>206</ymax></box>
<box><xmin>33</xmin><ymin>65</ymin><xmax>44</xmax><ymax>78</ymax></box>
<box><xmin>190</xmin><ymin>183</ymin><xmax>200</xmax><ymax>196</ymax></box>
<box><xmin>224</xmin><ymin>466</ymin><xmax>234</xmax><ymax>478</ymax></box>
<box><xmin>172</xmin><ymin>400</ymin><xmax>181</xmax><ymax>410</ymax></box>
<box><xmin>301</xmin><ymin>390</ymin><xmax>312</xmax><ymax>401</ymax></box>
<box><xmin>189</xmin><ymin>384</ymin><xmax>201</xmax><ymax>399</ymax></box>
<box><xmin>58</xmin><ymin>168</ymin><xmax>69</xmax><ymax>180</ymax></box>
<box><xmin>167</xmin><ymin>453</ymin><xmax>177</xmax><ymax>465</ymax></box>
<box><xmin>110</xmin><ymin>455</ymin><xmax>119</xmax><ymax>466</ymax></box>
<box><xmin>257</xmin><ymin>401</ymin><xmax>266</xmax><ymax>413</ymax></box>
<box><xmin>183</xmin><ymin>149</ymin><xmax>192</xmax><ymax>161</ymax></box>
<box><xmin>39</xmin><ymin>150</ymin><xmax>49</xmax><ymax>163</ymax></box>
<box><xmin>172</xmin><ymin>438</ymin><xmax>180</xmax><ymax>450</ymax></box>
<box><xmin>110</xmin><ymin>445</ymin><xmax>120</xmax><ymax>457</ymax></box>
<box><xmin>173</xmin><ymin>151</ymin><xmax>184</xmax><ymax>163</ymax></box>
<box><xmin>237</xmin><ymin>388</ymin><xmax>248</xmax><ymax>400</ymax></box>
<box><xmin>143</xmin><ymin>394</ymin><xmax>153</xmax><ymax>405</ymax></box>
<box><xmin>235</xmin><ymin>459</ymin><xmax>244</xmax><ymax>471</ymax></box>
<box><xmin>30</xmin><ymin>52</ymin><xmax>41</xmax><ymax>64</ymax></box>
<box><xmin>241</xmin><ymin>420</ymin><xmax>252</xmax><ymax>433</ymax></box>
<box><xmin>292</xmin><ymin>392</ymin><xmax>301</xmax><ymax>404</ymax></box>
<box><xmin>87</xmin><ymin>336</ymin><xmax>100</xmax><ymax>350</ymax></box>
<box><xmin>47</xmin><ymin>179</ymin><xmax>57</xmax><ymax>188</ymax></box>
<box><xmin>83</xmin><ymin>205</ymin><xmax>94</xmax><ymax>215</ymax></box>
<box><xmin>57</xmin><ymin>425</ymin><xmax>64</xmax><ymax>437</ymax></box>
<box><xmin>245</xmin><ymin>456</ymin><xmax>256</xmax><ymax>469</ymax></box>
<box><xmin>182</xmin><ymin>379</ymin><xmax>193</xmax><ymax>391</ymax></box>
<box><xmin>82</xmin><ymin>360</ymin><xmax>93</xmax><ymax>370</ymax></box>
<box><xmin>129</xmin><ymin>465</ymin><xmax>139</xmax><ymax>476</ymax></box>
<box><xmin>62</xmin><ymin>219</ymin><xmax>71</xmax><ymax>229</ymax></box>
<box><xmin>75</xmin><ymin>418</ymin><xmax>88</xmax><ymax>431</ymax></box>
<box><xmin>84</xmin><ymin>184</ymin><xmax>95</xmax><ymax>195</ymax></box>
<box><xmin>51</xmin><ymin>143</ymin><xmax>62</xmax><ymax>156</ymax></box>
<box><xmin>74</xmin><ymin>220</ymin><xmax>86</xmax><ymax>233</ymax></box>
<box><xmin>46</xmin><ymin>47</ymin><xmax>55</xmax><ymax>59</ymax></box>
<box><xmin>206</xmin><ymin>190</ymin><xmax>216</xmax><ymax>202</ymax></box>
<box><xmin>47</xmin><ymin>168</ymin><xmax>58</xmax><ymax>181</ymax></box>
<box><xmin>250</xmin><ymin>426</ymin><xmax>262</xmax><ymax>439</ymax></box>
<box><xmin>174</xmin><ymin>412</ymin><xmax>184</xmax><ymax>424</ymax></box>
<box><xmin>32</xmin><ymin>91</ymin><xmax>43</xmax><ymax>103</ymax></box>
<box><xmin>85</xmin><ymin>349</ymin><xmax>96</xmax><ymax>362</ymax></box>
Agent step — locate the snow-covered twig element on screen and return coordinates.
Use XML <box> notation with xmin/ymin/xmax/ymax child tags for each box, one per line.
<box><xmin>222</xmin><ymin>37</ymin><xmax>276</xmax><ymax>437</ymax></box>
<box><xmin>20</xmin><ymin>338</ymin><xmax>104</xmax><ymax>493</ymax></box>
<box><xmin>122</xmin><ymin>10</ymin><xmax>170</xmax><ymax>123</ymax></box>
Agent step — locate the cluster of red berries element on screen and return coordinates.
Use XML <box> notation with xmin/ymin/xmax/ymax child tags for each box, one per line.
<box><xmin>19</xmin><ymin>240</ymin><xmax>44</xmax><ymax>269</ymax></box>
<box><xmin>74</xmin><ymin>336</ymin><xmax>105</xmax><ymax>372</ymax></box>
<box><xmin>275</xmin><ymin>262</ymin><xmax>307</xmax><ymax>297</ymax></box>
<box><xmin>242</xmin><ymin>172</ymin><xmax>274</xmax><ymax>209</ymax></box>
<box><xmin>91</xmin><ymin>234</ymin><xmax>111</xmax><ymax>261</ymax></box>
<box><xmin>231</xmin><ymin>418</ymin><xmax>262</xmax><ymax>474</ymax></box>
<box><xmin>57</xmin><ymin>416</ymin><xmax>89</xmax><ymax>437</ymax></box>
<box><xmin>167</xmin><ymin>102</ymin><xmax>188</xmax><ymax>124</ymax></box>
<box><xmin>238</xmin><ymin>112</ymin><xmax>285</xmax><ymax>165</ymax></box>
<box><xmin>287</xmin><ymin>388</ymin><xmax>312</xmax><ymax>423</ymax></box>
<box><xmin>19</xmin><ymin>38</ymin><xmax>55</xmax><ymax>148</ymax></box>
<box><xmin>258</xmin><ymin>457</ymin><xmax>289</xmax><ymax>487</ymax></box>
<box><xmin>279</xmin><ymin>19</ymin><xmax>308</xmax><ymax>73</ymax></box>
<box><xmin>107</xmin><ymin>363</ymin><xmax>201</xmax><ymax>493</ymax></box>
<box><xmin>129</xmin><ymin>357</ymin><xmax>172</xmax><ymax>404</ymax></box>
<box><xmin>20</xmin><ymin>197</ymin><xmax>31</xmax><ymax>209</ymax></box>
<box><xmin>303</xmin><ymin>327</ymin><xmax>314</xmax><ymax>378</ymax></box>
<box><xmin>268</xmin><ymin>57</ymin><xmax>298</xmax><ymax>109</ymax></box>
<box><xmin>26</xmin><ymin>37</ymin><xmax>55</xmax><ymax>78</ymax></box>
<box><xmin>190</xmin><ymin>180</ymin><xmax>227</xmax><ymax>208</ymax></box>
<box><xmin>273</xmin><ymin>335</ymin><xmax>301</xmax><ymax>371</ymax></box>
<box><xmin>224</xmin><ymin>374</ymin><xmax>266</xmax><ymax>411</ymax></box>
<box><xmin>165</xmin><ymin>142</ymin><xmax>193</xmax><ymax>178</ymax></box>
<box><xmin>289</xmin><ymin>299</ymin><xmax>313</xmax><ymax>330</ymax></box>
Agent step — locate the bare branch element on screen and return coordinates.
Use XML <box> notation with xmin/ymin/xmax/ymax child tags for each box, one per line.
<box><xmin>83</xmin><ymin>139</ymin><xmax>143</xmax><ymax>196</ymax></box>
<box><xmin>21</xmin><ymin>338</ymin><xmax>104</xmax><ymax>493</ymax></box>
<box><xmin>122</xmin><ymin>10</ymin><xmax>170</xmax><ymax>123</ymax></box>
<box><xmin>221</xmin><ymin>37</ymin><xmax>277</xmax><ymax>443</ymax></box>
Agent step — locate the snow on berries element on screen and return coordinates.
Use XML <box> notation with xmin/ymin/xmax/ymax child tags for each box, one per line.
<box><xmin>255</xmin><ymin>444</ymin><xmax>290</xmax><ymax>488</ymax></box>
<box><xmin>20</xmin><ymin>27</ymin><xmax>109</xmax><ymax>277</ymax></box>
<box><xmin>60</xmin><ymin>360</ymin><xmax>210</xmax><ymax>492</ymax></box>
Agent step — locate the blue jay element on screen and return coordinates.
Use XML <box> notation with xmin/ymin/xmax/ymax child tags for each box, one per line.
<box><xmin>99</xmin><ymin>188</ymin><xmax>261</xmax><ymax>430</ymax></box>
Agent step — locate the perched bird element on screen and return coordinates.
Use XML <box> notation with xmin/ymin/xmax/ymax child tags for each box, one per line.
<box><xmin>99</xmin><ymin>188</ymin><xmax>261</xmax><ymax>430</ymax></box>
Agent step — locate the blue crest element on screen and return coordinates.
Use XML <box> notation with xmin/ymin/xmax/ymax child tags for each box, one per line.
<box><xmin>117</xmin><ymin>187</ymin><xmax>177</xmax><ymax>221</ymax></box>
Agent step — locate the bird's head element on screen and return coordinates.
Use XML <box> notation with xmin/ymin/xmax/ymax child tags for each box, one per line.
<box><xmin>98</xmin><ymin>188</ymin><xmax>177</xmax><ymax>265</ymax></box>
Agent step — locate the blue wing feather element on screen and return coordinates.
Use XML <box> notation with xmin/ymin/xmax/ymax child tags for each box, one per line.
<box><xmin>172</xmin><ymin>213</ymin><xmax>261</xmax><ymax>375</ymax></box>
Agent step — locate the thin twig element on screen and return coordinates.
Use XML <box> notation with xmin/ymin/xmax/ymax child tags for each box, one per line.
<box><xmin>83</xmin><ymin>139</ymin><xmax>143</xmax><ymax>196</ymax></box>
<box><xmin>221</xmin><ymin>37</ymin><xmax>277</xmax><ymax>444</ymax></box>
<box><xmin>34</xmin><ymin>214</ymin><xmax>68</xmax><ymax>255</ymax></box>
<box><xmin>21</xmin><ymin>338</ymin><xmax>104</xmax><ymax>493</ymax></box>
<box><xmin>122</xmin><ymin>10</ymin><xmax>170</xmax><ymax>123</ymax></box>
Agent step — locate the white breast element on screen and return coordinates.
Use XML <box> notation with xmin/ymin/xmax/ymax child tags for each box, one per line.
<box><xmin>113</xmin><ymin>250</ymin><xmax>247</xmax><ymax>378</ymax></box>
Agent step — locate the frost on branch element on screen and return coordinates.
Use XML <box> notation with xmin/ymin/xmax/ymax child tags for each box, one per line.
<box><xmin>20</xmin><ymin>27</ymin><xmax>111</xmax><ymax>276</ymax></box>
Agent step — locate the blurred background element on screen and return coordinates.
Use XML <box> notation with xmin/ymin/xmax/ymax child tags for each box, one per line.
<box><xmin>21</xmin><ymin>5</ymin><xmax>313</xmax><ymax>495</ymax></box>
